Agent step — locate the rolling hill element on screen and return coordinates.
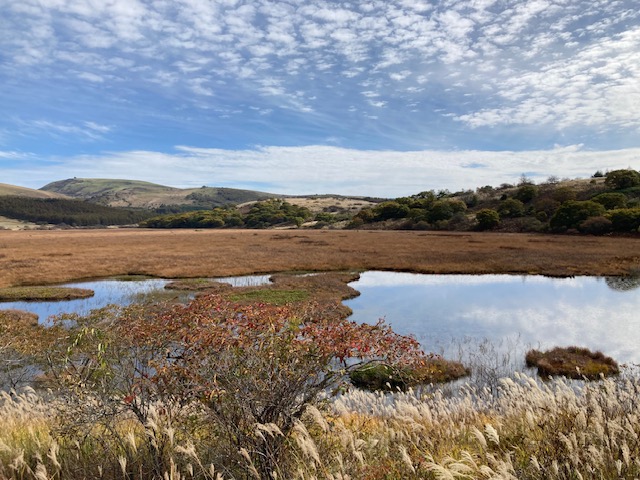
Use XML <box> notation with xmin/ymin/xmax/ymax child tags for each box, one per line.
<box><xmin>40</xmin><ymin>178</ymin><xmax>282</xmax><ymax>209</ymax></box>
<box><xmin>0</xmin><ymin>183</ymin><xmax>68</xmax><ymax>199</ymax></box>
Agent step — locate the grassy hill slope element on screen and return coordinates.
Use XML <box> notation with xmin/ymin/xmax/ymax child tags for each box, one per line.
<box><xmin>40</xmin><ymin>178</ymin><xmax>281</xmax><ymax>209</ymax></box>
<box><xmin>0</xmin><ymin>183</ymin><xmax>68</xmax><ymax>199</ymax></box>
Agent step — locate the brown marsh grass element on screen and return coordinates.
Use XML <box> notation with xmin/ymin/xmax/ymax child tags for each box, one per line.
<box><xmin>1</xmin><ymin>229</ymin><xmax>638</xmax><ymax>287</ymax></box>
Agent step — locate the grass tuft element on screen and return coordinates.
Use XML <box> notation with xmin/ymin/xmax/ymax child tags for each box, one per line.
<box><xmin>525</xmin><ymin>346</ymin><xmax>619</xmax><ymax>379</ymax></box>
<box><xmin>0</xmin><ymin>286</ymin><xmax>94</xmax><ymax>302</ymax></box>
<box><xmin>350</xmin><ymin>358</ymin><xmax>470</xmax><ymax>392</ymax></box>
<box><xmin>229</xmin><ymin>289</ymin><xmax>309</xmax><ymax>305</ymax></box>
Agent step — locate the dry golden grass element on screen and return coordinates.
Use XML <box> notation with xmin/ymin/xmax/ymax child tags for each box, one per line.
<box><xmin>0</xmin><ymin>229</ymin><xmax>638</xmax><ymax>287</ymax></box>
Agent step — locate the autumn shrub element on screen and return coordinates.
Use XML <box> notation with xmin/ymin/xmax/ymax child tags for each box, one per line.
<box><xmin>39</xmin><ymin>296</ymin><xmax>429</xmax><ymax>479</ymax></box>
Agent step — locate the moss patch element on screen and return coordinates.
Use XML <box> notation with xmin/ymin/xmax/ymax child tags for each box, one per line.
<box><xmin>229</xmin><ymin>289</ymin><xmax>309</xmax><ymax>305</ymax></box>
<box><xmin>0</xmin><ymin>286</ymin><xmax>94</xmax><ymax>302</ymax></box>
<box><xmin>164</xmin><ymin>279</ymin><xmax>232</xmax><ymax>292</ymax></box>
<box><xmin>526</xmin><ymin>346</ymin><xmax>619</xmax><ymax>379</ymax></box>
<box><xmin>350</xmin><ymin>357</ymin><xmax>470</xmax><ymax>392</ymax></box>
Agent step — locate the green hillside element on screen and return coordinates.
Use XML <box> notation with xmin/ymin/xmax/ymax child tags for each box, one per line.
<box><xmin>0</xmin><ymin>183</ymin><xmax>67</xmax><ymax>199</ymax></box>
<box><xmin>40</xmin><ymin>178</ymin><xmax>281</xmax><ymax>210</ymax></box>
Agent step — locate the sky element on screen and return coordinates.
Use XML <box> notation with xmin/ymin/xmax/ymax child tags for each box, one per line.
<box><xmin>1</xmin><ymin>0</ymin><xmax>640</xmax><ymax>197</ymax></box>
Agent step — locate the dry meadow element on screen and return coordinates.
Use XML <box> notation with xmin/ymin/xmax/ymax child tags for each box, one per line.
<box><xmin>0</xmin><ymin>228</ymin><xmax>638</xmax><ymax>287</ymax></box>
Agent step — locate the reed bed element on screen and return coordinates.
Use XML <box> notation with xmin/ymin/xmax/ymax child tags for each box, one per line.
<box><xmin>1</xmin><ymin>229</ymin><xmax>639</xmax><ymax>288</ymax></box>
<box><xmin>2</xmin><ymin>371</ymin><xmax>640</xmax><ymax>479</ymax></box>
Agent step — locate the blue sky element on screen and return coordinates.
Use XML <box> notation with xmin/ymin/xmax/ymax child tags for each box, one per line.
<box><xmin>1</xmin><ymin>0</ymin><xmax>639</xmax><ymax>197</ymax></box>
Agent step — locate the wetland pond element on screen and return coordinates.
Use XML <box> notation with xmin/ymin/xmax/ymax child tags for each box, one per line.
<box><xmin>0</xmin><ymin>275</ymin><xmax>271</xmax><ymax>321</ymax></box>
<box><xmin>344</xmin><ymin>272</ymin><xmax>640</xmax><ymax>366</ymax></box>
<box><xmin>2</xmin><ymin>272</ymin><xmax>639</xmax><ymax>367</ymax></box>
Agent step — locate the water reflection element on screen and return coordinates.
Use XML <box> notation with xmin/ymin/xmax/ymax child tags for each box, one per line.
<box><xmin>0</xmin><ymin>274</ymin><xmax>272</xmax><ymax>322</ymax></box>
<box><xmin>345</xmin><ymin>272</ymin><xmax>640</xmax><ymax>365</ymax></box>
<box><xmin>213</xmin><ymin>274</ymin><xmax>272</xmax><ymax>287</ymax></box>
<box><xmin>1</xmin><ymin>279</ymin><xmax>175</xmax><ymax>322</ymax></box>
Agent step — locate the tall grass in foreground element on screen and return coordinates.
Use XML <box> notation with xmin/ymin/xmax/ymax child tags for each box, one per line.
<box><xmin>2</xmin><ymin>371</ymin><xmax>640</xmax><ymax>479</ymax></box>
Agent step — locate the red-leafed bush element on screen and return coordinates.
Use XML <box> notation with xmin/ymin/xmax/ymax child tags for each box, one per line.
<box><xmin>48</xmin><ymin>295</ymin><xmax>429</xmax><ymax>478</ymax></box>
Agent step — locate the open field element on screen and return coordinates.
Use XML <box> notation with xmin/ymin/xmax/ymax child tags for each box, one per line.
<box><xmin>0</xmin><ymin>229</ymin><xmax>638</xmax><ymax>287</ymax></box>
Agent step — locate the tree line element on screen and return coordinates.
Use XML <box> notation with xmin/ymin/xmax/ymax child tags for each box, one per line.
<box><xmin>142</xmin><ymin>199</ymin><xmax>313</xmax><ymax>229</ymax></box>
<box><xmin>0</xmin><ymin>196</ymin><xmax>152</xmax><ymax>226</ymax></box>
<box><xmin>349</xmin><ymin>169</ymin><xmax>640</xmax><ymax>234</ymax></box>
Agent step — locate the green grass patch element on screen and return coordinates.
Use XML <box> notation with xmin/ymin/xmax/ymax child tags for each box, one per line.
<box><xmin>0</xmin><ymin>286</ymin><xmax>94</xmax><ymax>301</ymax></box>
<box><xmin>164</xmin><ymin>278</ymin><xmax>232</xmax><ymax>291</ymax></box>
<box><xmin>229</xmin><ymin>289</ymin><xmax>309</xmax><ymax>305</ymax></box>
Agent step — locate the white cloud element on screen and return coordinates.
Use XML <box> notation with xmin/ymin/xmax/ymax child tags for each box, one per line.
<box><xmin>6</xmin><ymin>145</ymin><xmax>639</xmax><ymax>197</ymax></box>
<box><xmin>22</xmin><ymin>120</ymin><xmax>112</xmax><ymax>141</ymax></box>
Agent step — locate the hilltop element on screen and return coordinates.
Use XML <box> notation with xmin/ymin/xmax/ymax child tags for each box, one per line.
<box><xmin>40</xmin><ymin>178</ymin><xmax>281</xmax><ymax>210</ymax></box>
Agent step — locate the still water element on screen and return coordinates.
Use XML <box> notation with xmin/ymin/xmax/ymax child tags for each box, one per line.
<box><xmin>1</xmin><ymin>278</ymin><xmax>175</xmax><ymax>321</ymax></box>
<box><xmin>345</xmin><ymin>272</ymin><xmax>640</xmax><ymax>365</ymax></box>
<box><xmin>3</xmin><ymin>272</ymin><xmax>639</xmax><ymax>366</ymax></box>
<box><xmin>0</xmin><ymin>275</ymin><xmax>272</xmax><ymax>322</ymax></box>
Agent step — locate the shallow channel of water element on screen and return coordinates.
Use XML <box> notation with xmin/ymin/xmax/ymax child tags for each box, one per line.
<box><xmin>0</xmin><ymin>275</ymin><xmax>272</xmax><ymax>322</ymax></box>
<box><xmin>344</xmin><ymin>272</ymin><xmax>640</xmax><ymax>365</ymax></box>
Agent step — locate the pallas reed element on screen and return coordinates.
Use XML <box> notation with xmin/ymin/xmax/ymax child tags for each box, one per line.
<box><xmin>2</xmin><ymin>371</ymin><xmax>640</xmax><ymax>479</ymax></box>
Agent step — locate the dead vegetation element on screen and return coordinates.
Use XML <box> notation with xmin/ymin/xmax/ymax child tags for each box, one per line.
<box><xmin>0</xmin><ymin>229</ymin><xmax>638</xmax><ymax>288</ymax></box>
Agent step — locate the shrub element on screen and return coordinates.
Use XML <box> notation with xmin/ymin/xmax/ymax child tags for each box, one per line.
<box><xmin>533</xmin><ymin>197</ymin><xmax>560</xmax><ymax>219</ymax></box>
<box><xmin>592</xmin><ymin>192</ymin><xmax>628</xmax><ymax>210</ymax></box>
<box><xmin>372</xmin><ymin>201</ymin><xmax>410</xmax><ymax>221</ymax></box>
<box><xmin>551</xmin><ymin>186</ymin><xmax>577</xmax><ymax>203</ymax></box>
<box><xmin>514</xmin><ymin>184</ymin><xmax>538</xmax><ymax>203</ymax></box>
<box><xmin>314</xmin><ymin>212</ymin><xmax>335</xmax><ymax>223</ymax></box>
<box><xmin>549</xmin><ymin>200</ymin><xmax>605</xmax><ymax>230</ymax></box>
<box><xmin>497</xmin><ymin>198</ymin><xmax>525</xmax><ymax>218</ymax></box>
<box><xmin>578</xmin><ymin>216</ymin><xmax>612</xmax><ymax>235</ymax></box>
<box><xmin>606</xmin><ymin>208</ymin><xmax>640</xmax><ymax>232</ymax></box>
<box><xmin>427</xmin><ymin>199</ymin><xmax>460</xmax><ymax>223</ymax></box>
<box><xmin>605</xmin><ymin>169</ymin><xmax>640</xmax><ymax>190</ymax></box>
<box><xmin>43</xmin><ymin>297</ymin><xmax>429</xmax><ymax>479</ymax></box>
<box><xmin>475</xmin><ymin>209</ymin><xmax>500</xmax><ymax>230</ymax></box>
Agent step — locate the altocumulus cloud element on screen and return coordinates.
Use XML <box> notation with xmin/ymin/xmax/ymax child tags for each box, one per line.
<box><xmin>0</xmin><ymin>0</ymin><xmax>639</xmax><ymax>193</ymax></box>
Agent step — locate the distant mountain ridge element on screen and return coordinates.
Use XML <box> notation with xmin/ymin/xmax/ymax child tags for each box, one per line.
<box><xmin>0</xmin><ymin>183</ymin><xmax>68</xmax><ymax>199</ymax></box>
<box><xmin>40</xmin><ymin>178</ymin><xmax>282</xmax><ymax>209</ymax></box>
